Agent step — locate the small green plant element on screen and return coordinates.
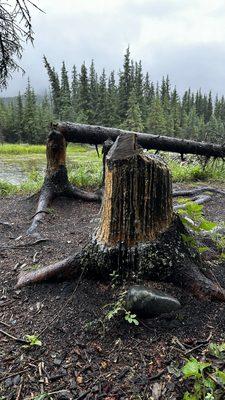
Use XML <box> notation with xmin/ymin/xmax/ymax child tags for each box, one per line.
<box><xmin>178</xmin><ymin>201</ymin><xmax>217</xmax><ymax>234</ymax></box>
<box><xmin>109</xmin><ymin>270</ymin><xmax>120</xmax><ymax>288</ymax></box>
<box><xmin>23</xmin><ymin>334</ymin><xmax>42</xmax><ymax>348</ymax></box>
<box><xmin>208</xmin><ymin>343</ymin><xmax>225</xmax><ymax>359</ymax></box>
<box><xmin>181</xmin><ymin>343</ymin><xmax>225</xmax><ymax>399</ymax></box>
<box><xmin>182</xmin><ymin>357</ymin><xmax>214</xmax><ymax>399</ymax></box>
<box><xmin>33</xmin><ymin>394</ymin><xmax>50</xmax><ymax>400</ymax></box>
<box><xmin>105</xmin><ymin>291</ymin><xmax>139</xmax><ymax>326</ymax></box>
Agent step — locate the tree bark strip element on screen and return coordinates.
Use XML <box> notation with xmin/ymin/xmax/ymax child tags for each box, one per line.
<box><xmin>55</xmin><ymin>122</ymin><xmax>225</xmax><ymax>158</ymax></box>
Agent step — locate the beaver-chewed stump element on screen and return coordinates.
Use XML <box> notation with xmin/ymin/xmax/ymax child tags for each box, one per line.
<box><xmin>18</xmin><ymin>133</ymin><xmax>225</xmax><ymax>301</ymax></box>
<box><xmin>27</xmin><ymin>130</ymin><xmax>101</xmax><ymax>236</ymax></box>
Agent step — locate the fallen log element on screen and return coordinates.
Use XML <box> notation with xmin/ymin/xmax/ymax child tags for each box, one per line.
<box><xmin>55</xmin><ymin>122</ymin><xmax>225</xmax><ymax>158</ymax></box>
<box><xmin>18</xmin><ymin>133</ymin><xmax>225</xmax><ymax>301</ymax></box>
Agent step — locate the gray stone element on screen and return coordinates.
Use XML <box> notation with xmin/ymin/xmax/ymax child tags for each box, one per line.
<box><xmin>125</xmin><ymin>285</ymin><xmax>181</xmax><ymax>318</ymax></box>
<box><xmin>54</xmin><ymin>358</ymin><xmax>62</xmax><ymax>366</ymax></box>
<box><xmin>13</xmin><ymin>375</ymin><xmax>21</xmax><ymax>385</ymax></box>
<box><xmin>4</xmin><ymin>377</ymin><xmax>13</xmax><ymax>388</ymax></box>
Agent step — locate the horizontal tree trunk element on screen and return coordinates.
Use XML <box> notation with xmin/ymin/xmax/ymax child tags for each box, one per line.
<box><xmin>55</xmin><ymin>122</ymin><xmax>225</xmax><ymax>158</ymax></box>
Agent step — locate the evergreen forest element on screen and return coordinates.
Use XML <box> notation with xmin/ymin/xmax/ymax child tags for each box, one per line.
<box><xmin>1</xmin><ymin>48</ymin><xmax>225</xmax><ymax>144</ymax></box>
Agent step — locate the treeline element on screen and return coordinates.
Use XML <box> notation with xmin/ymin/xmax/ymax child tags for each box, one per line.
<box><xmin>1</xmin><ymin>48</ymin><xmax>225</xmax><ymax>143</ymax></box>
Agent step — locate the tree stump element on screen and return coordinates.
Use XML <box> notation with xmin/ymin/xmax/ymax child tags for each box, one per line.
<box><xmin>27</xmin><ymin>130</ymin><xmax>101</xmax><ymax>236</ymax></box>
<box><xmin>18</xmin><ymin>134</ymin><xmax>225</xmax><ymax>301</ymax></box>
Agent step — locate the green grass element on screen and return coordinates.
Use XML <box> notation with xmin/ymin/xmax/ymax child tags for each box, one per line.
<box><xmin>168</xmin><ymin>158</ymin><xmax>225</xmax><ymax>182</ymax></box>
<box><xmin>0</xmin><ymin>144</ymin><xmax>225</xmax><ymax>197</ymax></box>
<box><xmin>0</xmin><ymin>142</ymin><xmax>91</xmax><ymax>156</ymax></box>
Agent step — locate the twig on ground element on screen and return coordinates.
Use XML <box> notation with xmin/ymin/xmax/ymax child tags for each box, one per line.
<box><xmin>0</xmin><ymin>328</ymin><xmax>27</xmax><ymax>344</ymax></box>
<box><xmin>15</xmin><ymin>376</ymin><xmax>23</xmax><ymax>400</ymax></box>
<box><xmin>0</xmin><ymin>220</ymin><xmax>11</xmax><ymax>227</ymax></box>
<box><xmin>38</xmin><ymin>361</ymin><xmax>44</xmax><ymax>393</ymax></box>
<box><xmin>0</xmin><ymin>320</ymin><xmax>11</xmax><ymax>328</ymax></box>
<box><xmin>0</xmin><ymin>368</ymin><xmax>30</xmax><ymax>383</ymax></box>
<box><xmin>0</xmin><ymin>238</ymin><xmax>50</xmax><ymax>250</ymax></box>
<box><xmin>149</xmin><ymin>369</ymin><xmax>165</xmax><ymax>381</ymax></box>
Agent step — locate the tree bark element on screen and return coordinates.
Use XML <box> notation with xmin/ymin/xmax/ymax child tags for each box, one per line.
<box><xmin>19</xmin><ymin>134</ymin><xmax>225</xmax><ymax>301</ymax></box>
<box><xmin>27</xmin><ymin>130</ymin><xmax>101</xmax><ymax>236</ymax></box>
<box><xmin>55</xmin><ymin>122</ymin><xmax>225</xmax><ymax>158</ymax></box>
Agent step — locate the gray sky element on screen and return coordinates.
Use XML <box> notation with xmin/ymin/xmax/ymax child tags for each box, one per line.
<box><xmin>3</xmin><ymin>0</ymin><xmax>225</xmax><ymax>97</ymax></box>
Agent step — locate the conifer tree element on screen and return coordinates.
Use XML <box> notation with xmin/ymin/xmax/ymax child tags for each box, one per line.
<box><xmin>96</xmin><ymin>69</ymin><xmax>108</xmax><ymax>125</ymax></box>
<box><xmin>147</xmin><ymin>95</ymin><xmax>167</xmax><ymax>134</ymax></box>
<box><xmin>43</xmin><ymin>56</ymin><xmax>61</xmax><ymax>117</ymax></box>
<box><xmin>15</xmin><ymin>92</ymin><xmax>24</xmax><ymax>141</ymax></box>
<box><xmin>118</xmin><ymin>47</ymin><xmax>132</xmax><ymax>120</ymax></box>
<box><xmin>89</xmin><ymin>60</ymin><xmax>98</xmax><ymax>124</ymax></box>
<box><xmin>71</xmin><ymin>65</ymin><xmax>78</xmax><ymax>119</ymax></box>
<box><xmin>23</xmin><ymin>79</ymin><xmax>38</xmax><ymax>143</ymax></box>
<box><xmin>122</xmin><ymin>88</ymin><xmax>144</xmax><ymax>132</ymax></box>
<box><xmin>60</xmin><ymin>61</ymin><xmax>72</xmax><ymax>120</ymax></box>
<box><xmin>77</xmin><ymin>62</ymin><xmax>89</xmax><ymax>122</ymax></box>
<box><xmin>106</xmin><ymin>71</ymin><xmax>119</xmax><ymax>127</ymax></box>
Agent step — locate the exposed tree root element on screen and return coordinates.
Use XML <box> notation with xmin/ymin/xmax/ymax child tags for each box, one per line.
<box><xmin>173</xmin><ymin>186</ymin><xmax>225</xmax><ymax>197</ymax></box>
<box><xmin>17</xmin><ymin>217</ymin><xmax>225</xmax><ymax>302</ymax></box>
<box><xmin>174</xmin><ymin>194</ymin><xmax>212</xmax><ymax>210</ymax></box>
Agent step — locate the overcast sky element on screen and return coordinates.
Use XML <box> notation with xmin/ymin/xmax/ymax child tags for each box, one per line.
<box><xmin>3</xmin><ymin>0</ymin><xmax>225</xmax><ymax>97</ymax></box>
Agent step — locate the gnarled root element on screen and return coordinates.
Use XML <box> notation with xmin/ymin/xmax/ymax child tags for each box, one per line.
<box><xmin>17</xmin><ymin>218</ymin><xmax>225</xmax><ymax>302</ymax></box>
<box><xmin>173</xmin><ymin>186</ymin><xmax>225</xmax><ymax>197</ymax></box>
<box><xmin>174</xmin><ymin>261</ymin><xmax>225</xmax><ymax>301</ymax></box>
<box><xmin>16</xmin><ymin>253</ymin><xmax>82</xmax><ymax>288</ymax></box>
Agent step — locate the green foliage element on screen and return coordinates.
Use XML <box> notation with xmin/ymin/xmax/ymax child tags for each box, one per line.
<box><xmin>181</xmin><ymin>344</ymin><xmax>225</xmax><ymax>399</ymax></box>
<box><xmin>109</xmin><ymin>270</ymin><xmax>119</xmax><ymax>288</ymax></box>
<box><xmin>208</xmin><ymin>343</ymin><xmax>225</xmax><ymax>359</ymax></box>
<box><xmin>105</xmin><ymin>291</ymin><xmax>139</xmax><ymax>326</ymax></box>
<box><xmin>23</xmin><ymin>334</ymin><xmax>42</xmax><ymax>348</ymax></box>
<box><xmin>33</xmin><ymin>394</ymin><xmax>50</xmax><ymax>400</ymax></box>
<box><xmin>178</xmin><ymin>201</ymin><xmax>217</xmax><ymax>234</ymax></box>
<box><xmin>124</xmin><ymin>311</ymin><xmax>139</xmax><ymax>325</ymax></box>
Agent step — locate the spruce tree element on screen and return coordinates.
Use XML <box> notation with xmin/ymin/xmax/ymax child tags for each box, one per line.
<box><xmin>43</xmin><ymin>56</ymin><xmax>61</xmax><ymax>117</ymax></box>
<box><xmin>106</xmin><ymin>71</ymin><xmax>119</xmax><ymax>127</ymax></box>
<box><xmin>60</xmin><ymin>61</ymin><xmax>72</xmax><ymax>120</ymax></box>
<box><xmin>23</xmin><ymin>79</ymin><xmax>38</xmax><ymax>143</ymax></box>
<box><xmin>147</xmin><ymin>95</ymin><xmax>167</xmax><ymax>134</ymax></box>
<box><xmin>77</xmin><ymin>62</ymin><xmax>89</xmax><ymax>122</ymax></box>
<box><xmin>118</xmin><ymin>47</ymin><xmax>132</xmax><ymax>121</ymax></box>
<box><xmin>96</xmin><ymin>69</ymin><xmax>108</xmax><ymax>125</ymax></box>
<box><xmin>71</xmin><ymin>65</ymin><xmax>78</xmax><ymax>120</ymax></box>
<box><xmin>89</xmin><ymin>60</ymin><xmax>98</xmax><ymax>124</ymax></box>
<box><xmin>122</xmin><ymin>88</ymin><xmax>144</xmax><ymax>131</ymax></box>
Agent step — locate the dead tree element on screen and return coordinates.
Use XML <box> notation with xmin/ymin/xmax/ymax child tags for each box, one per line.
<box><xmin>27</xmin><ymin>130</ymin><xmax>101</xmax><ymax>236</ymax></box>
<box><xmin>56</xmin><ymin>122</ymin><xmax>225</xmax><ymax>158</ymax></box>
<box><xmin>18</xmin><ymin>134</ymin><xmax>225</xmax><ymax>301</ymax></box>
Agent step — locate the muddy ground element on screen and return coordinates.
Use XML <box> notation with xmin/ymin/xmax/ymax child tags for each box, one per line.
<box><xmin>1</xmin><ymin>187</ymin><xmax>225</xmax><ymax>400</ymax></box>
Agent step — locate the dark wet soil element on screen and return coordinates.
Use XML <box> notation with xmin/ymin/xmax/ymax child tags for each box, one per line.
<box><xmin>1</xmin><ymin>187</ymin><xmax>225</xmax><ymax>399</ymax></box>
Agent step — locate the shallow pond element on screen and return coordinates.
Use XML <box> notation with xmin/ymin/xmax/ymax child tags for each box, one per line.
<box><xmin>0</xmin><ymin>149</ymin><xmax>100</xmax><ymax>184</ymax></box>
